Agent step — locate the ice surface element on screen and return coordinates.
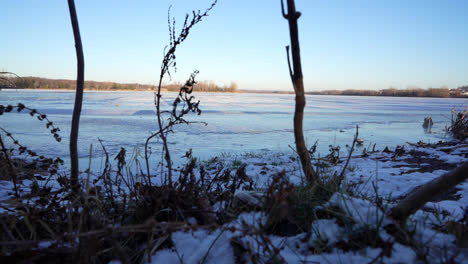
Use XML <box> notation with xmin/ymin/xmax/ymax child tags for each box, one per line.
<box><xmin>1</xmin><ymin>90</ymin><xmax>466</xmax><ymax>172</ymax></box>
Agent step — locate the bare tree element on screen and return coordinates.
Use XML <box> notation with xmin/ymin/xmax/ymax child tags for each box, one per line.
<box><xmin>67</xmin><ymin>0</ymin><xmax>85</xmax><ymax>194</ymax></box>
<box><xmin>281</xmin><ymin>0</ymin><xmax>317</xmax><ymax>184</ymax></box>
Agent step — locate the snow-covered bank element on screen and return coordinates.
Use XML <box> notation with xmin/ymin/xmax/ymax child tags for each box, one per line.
<box><xmin>146</xmin><ymin>141</ymin><xmax>468</xmax><ymax>263</ymax></box>
<box><xmin>1</xmin><ymin>140</ymin><xmax>468</xmax><ymax>263</ymax></box>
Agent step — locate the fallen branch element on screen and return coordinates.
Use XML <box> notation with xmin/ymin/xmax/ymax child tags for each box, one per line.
<box><xmin>390</xmin><ymin>161</ymin><xmax>468</xmax><ymax>222</ymax></box>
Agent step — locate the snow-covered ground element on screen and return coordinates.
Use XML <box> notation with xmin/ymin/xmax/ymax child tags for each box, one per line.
<box><xmin>1</xmin><ymin>140</ymin><xmax>468</xmax><ymax>263</ymax></box>
<box><xmin>144</xmin><ymin>142</ymin><xmax>468</xmax><ymax>263</ymax></box>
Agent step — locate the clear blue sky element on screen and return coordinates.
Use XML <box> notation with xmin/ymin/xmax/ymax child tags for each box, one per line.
<box><xmin>2</xmin><ymin>0</ymin><xmax>468</xmax><ymax>91</ymax></box>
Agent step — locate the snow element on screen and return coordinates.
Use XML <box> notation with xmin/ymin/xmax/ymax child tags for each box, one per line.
<box><xmin>309</xmin><ymin>219</ymin><xmax>344</xmax><ymax>245</ymax></box>
<box><xmin>328</xmin><ymin>193</ymin><xmax>392</xmax><ymax>229</ymax></box>
<box><xmin>1</xmin><ymin>139</ymin><xmax>468</xmax><ymax>263</ymax></box>
<box><xmin>150</xmin><ymin>229</ymin><xmax>235</xmax><ymax>264</ymax></box>
<box><xmin>425</xmin><ymin>200</ymin><xmax>466</xmax><ymax>219</ymax></box>
<box><xmin>146</xmin><ymin>141</ymin><xmax>468</xmax><ymax>264</ymax></box>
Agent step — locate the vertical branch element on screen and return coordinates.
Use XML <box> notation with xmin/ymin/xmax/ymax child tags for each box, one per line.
<box><xmin>67</xmin><ymin>0</ymin><xmax>85</xmax><ymax>194</ymax></box>
<box><xmin>282</xmin><ymin>0</ymin><xmax>317</xmax><ymax>184</ymax></box>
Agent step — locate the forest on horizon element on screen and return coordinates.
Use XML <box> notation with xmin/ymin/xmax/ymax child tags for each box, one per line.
<box><xmin>1</xmin><ymin>75</ymin><xmax>468</xmax><ymax>98</ymax></box>
<box><xmin>0</xmin><ymin>75</ymin><xmax>239</xmax><ymax>93</ymax></box>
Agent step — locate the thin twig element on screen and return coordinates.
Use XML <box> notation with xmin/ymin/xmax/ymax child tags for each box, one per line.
<box><xmin>285</xmin><ymin>46</ymin><xmax>294</xmax><ymax>83</ymax></box>
<box><xmin>337</xmin><ymin>124</ymin><xmax>359</xmax><ymax>186</ymax></box>
<box><xmin>200</xmin><ymin>229</ymin><xmax>225</xmax><ymax>264</ymax></box>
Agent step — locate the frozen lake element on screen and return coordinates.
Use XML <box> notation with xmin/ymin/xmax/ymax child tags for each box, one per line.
<box><xmin>1</xmin><ymin>89</ymin><xmax>466</xmax><ymax>171</ymax></box>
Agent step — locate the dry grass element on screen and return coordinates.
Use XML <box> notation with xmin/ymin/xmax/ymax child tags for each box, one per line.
<box><xmin>448</xmin><ymin>106</ymin><xmax>468</xmax><ymax>140</ymax></box>
<box><xmin>0</xmin><ymin>150</ymin><xmax>258</xmax><ymax>263</ymax></box>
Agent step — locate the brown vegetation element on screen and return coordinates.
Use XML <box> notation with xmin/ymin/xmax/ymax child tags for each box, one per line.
<box><xmin>0</xmin><ymin>148</ymin><xmax>255</xmax><ymax>263</ymax></box>
<box><xmin>448</xmin><ymin>107</ymin><xmax>468</xmax><ymax>140</ymax></box>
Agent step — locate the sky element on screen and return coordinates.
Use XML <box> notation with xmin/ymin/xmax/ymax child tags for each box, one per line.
<box><xmin>2</xmin><ymin>0</ymin><xmax>468</xmax><ymax>91</ymax></box>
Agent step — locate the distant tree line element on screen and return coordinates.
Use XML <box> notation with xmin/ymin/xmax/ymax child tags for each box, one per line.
<box><xmin>6</xmin><ymin>77</ymin><xmax>156</xmax><ymax>90</ymax></box>
<box><xmin>2</xmin><ymin>76</ymin><xmax>466</xmax><ymax>98</ymax></box>
<box><xmin>308</xmin><ymin>86</ymin><xmax>468</xmax><ymax>98</ymax></box>
<box><xmin>195</xmin><ymin>81</ymin><xmax>238</xmax><ymax>92</ymax></box>
<box><xmin>3</xmin><ymin>76</ymin><xmax>238</xmax><ymax>93</ymax></box>
<box><xmin>164</xmin><ymin>80</ymin><xmax>238</xmax><ymax>93</ymax></box>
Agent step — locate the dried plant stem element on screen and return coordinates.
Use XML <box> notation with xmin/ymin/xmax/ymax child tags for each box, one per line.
<box><xmin>144</xmin><ymin>126</ymin><xmax>171</xmax><ymax>185</ymax></box>
<box><xmin>155</xmin><ymin>78</ymin><xmax>173</xmax><ymax>186</ymax></box>
<box><xmin>148</xmin><ymin>2</ymin><xmax>216</xmax><ymax>186</ymax></box>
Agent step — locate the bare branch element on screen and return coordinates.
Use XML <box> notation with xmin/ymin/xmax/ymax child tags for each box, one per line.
<box><xmin>285</xmin><ymin>46</ymin><xmax>294</xmax><ymax>84</ymax></box>
<box><xmin>280</xmin><ymin>0</ymin><xmax>288</xmax><ymax>19</ymax></box>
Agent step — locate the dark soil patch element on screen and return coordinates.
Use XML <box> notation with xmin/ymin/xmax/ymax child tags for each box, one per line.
<box><xmin>400</xmin><ymin>186</ymin><xmax>462</xmax><ymax>207</ymax></box>
<box><xmin>0</xmin><ymin>248</ymin><xmax>75</xmax><ymax>264</ymax></box>
<box><xmin>333</xmin><ymin>228</ymin><xmax>393</xmax><ymax>254</ymax></box>
<box><xmin>409</xmin><ymin>140</ymin><xmax>462</xmax><ymax>149</ymax></box>
<box><xmin>390</xmin><ymin>150</ymin><xmax>458</xmax><ymax>173</ymax></box>
<box><xmin>422</xmin><ymin>206</ymin><xmax>452</xmax><ymax>218</ymax></box>
<box><xmin>429</xmin><ymin>187</ymin><xmax>462</xmax><ymax>202</ymax></box>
